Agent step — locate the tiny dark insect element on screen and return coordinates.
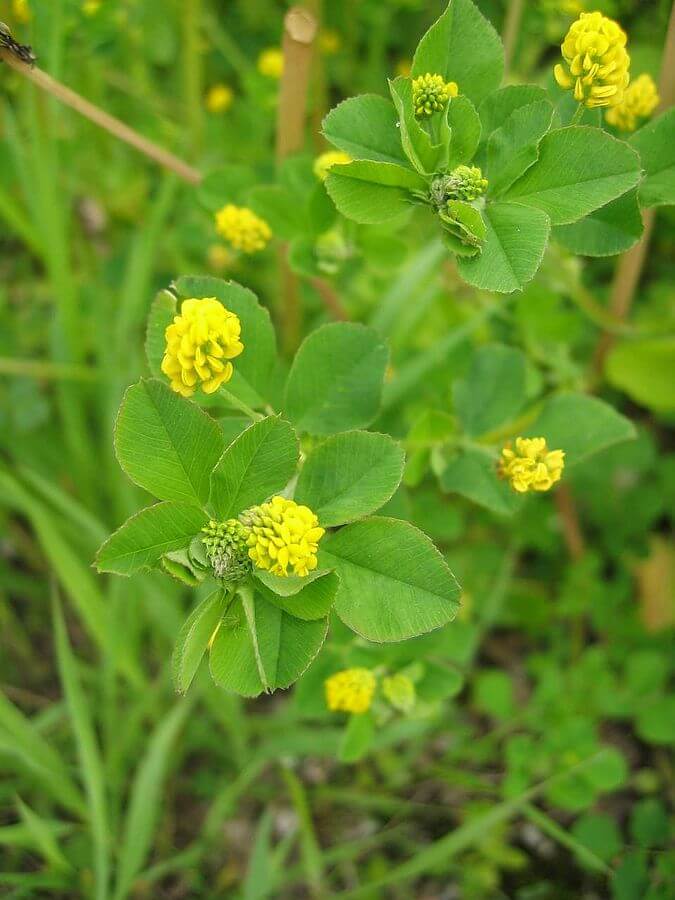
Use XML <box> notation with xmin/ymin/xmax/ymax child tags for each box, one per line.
<box><xmin>0</xmin><ymin>21</ymin><xmax>36</xmax><ymax>65</ymax></box>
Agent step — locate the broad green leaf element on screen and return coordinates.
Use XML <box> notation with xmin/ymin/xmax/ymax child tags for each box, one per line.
<box><xmin>629</xmin><ymin>108</ymin><xmax>675</xmax><ymax>207</ymax></box>
<box><xmin>527</xmin><ymin>393</ymin><xmax>636</xmax><ymax>465</ymax></box>
<box><xmin>446</xmin><ymin>95</ymin><xmax>482</xmax><ymax>167</ymax></box>
<box><xmin>209</xmin><ymin>590</ymin><xmax>328</xmax><ymax>696</ymax></box>
<box><xmin>339</xmin><ymin>711</ymin><xmax>375</xmax><ymax>763</ymax></box>
<box><xmin>325</xmin><ymin>169</ymin><xmax>413</xmax><ymax>224</ymax></box>
<box><xmin>321</xmin><ymin>517</ymin><xmax>460</xmax><ymax>642</ymax></box>
<box><xmin>478</xmin><ymin>85</ymin><xmax>549</xmax><ymax>145</ymax></box>
<box><xmin>284</xmin><ymin>323</ymin><xmax>388</xmax><ymax>435</ymax></box>
<box><xmin>440</xmin><ymin>447</ymin><xmax>522</xmax><ymax>516</ymax></box>
<box><xmin>457</xmin><ymin>201</ymin><xmax>550</xmax><ymax>292</ymax></box>
<box><xmin>487</xmin><ymin>100</ymin><xmax>554</xmax><ymax>196</ymax></box>
<box><xmin>145</xmin><ymin>290</ymin><xmax>176</xmax><ymax>379</ymax></box>
<box><xmin>247</xmin><ymin>185</ymin><xmax>307</xmax><ymax>240</ymax></box>
<box><xmin>174</xmin><ymin>277</ymin><xmax>276</xmax><ymax>405</ymax></box>
<box><xmin>412</xmin><ymin>0</ymin><xmax>504</xmax><ymax>105</ymax></box>
<box><xmin>197</xmin><ymin>164</ymin><xmax>256</xmax><ymax>211</ymax></box>
<box><xmin>114</xmin><ymin>379</ymin><xmax>223</xmax><ymax>505</ymax></box>
<box><xmin>327</xmin><ymin>159</ymin><xmax>425</xmax><ymax>192</ymax></box>
<box><xmin>453</xmin><ymin>344</ymin><xmax>527</xmax><ymax>436</ymax></box>
<box><xmin>96</xmin><ymin>502</ymin><xmax>207</xmax><ymax>576</ymax></box>
<box><xmin>322</xmin><ymin>94</ymin><xmax>409</xmax><ymax>165</ymax></box>
<box><xmin>605</xmin><ymin>337</ymin><xmax>675</xmax><ymax>414</ymax></box>
<box><xmin>554</xmin><ymin>190</ymin><xmax>643</xmax><ymax>257</ymax></box>
<box><xmin>256</xmin><ymin>571</ymin><xmax>339</xmax><ymax>620</ymax></box>
<box><xmin>209</xmin><ymin>416</ymin><xmax>299</xmax><ymax>519</ymax></box>
<box><xmin>389</xmin><ymin>76</ymin><xmax>448</xmax><ymax>175</ymax></box>
<box><xmin>114</xmin><ymin>702</ymin><xmax>190</xmax><ymax>900</ymax></box>
<box><xmin>505</xmin><ymin>127</ymin><xmax>641</xmax><ymax>225</ymax></box>
<box><xmin>172</xmin><ymin>590</ymin><xmax>229</xmax><ymax>693</ymax></box>
<box><xmin>295</xmin><ymin>431</ymin><xmax>405</xmax><ymax>527</ymax></box>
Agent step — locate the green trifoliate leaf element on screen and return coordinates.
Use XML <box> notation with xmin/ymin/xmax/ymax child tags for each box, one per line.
<box><xmin>339</xmin><ymin>712</ymin><xmax>375</xmax><ymax>763</ymax></box>
<box><xmin>247</xmin><ymin>185</ymin><xmax>308</xmax><ymax>240</ymax></box>
<box><xmin>115</xmin><ymin>379</ymin><xmax>224</xmax><ymax>506</ymax></box>
<box><xmin>486</xmin><ymin>99</ymin><xmax>555</xmax><ymax>196</ymax></box>
<box><xmin>172</xmin><ymin>590</ymin><xmax>229</xmax><ymax>693</ymax></box>
<box><xmin>325</xmin><ymin>160</ymin><xmax>424</xmax><ymax>224</ymax></box>
<box><xmin>439</xmin><ymin>447</ymin><xmax>522</xmax><ymax>516</ymax></box>
<box><xmin>295</xmin><ymin>430</ymin><xmax>405</xmax><ymax>527</ymax></box>
<box><xmin>255</xmin><ymin>570</ymin><xmax>339</xmax><ymax>620</ymax></box>
<box><xmin>322</xmin><ymin>94</ymin><xmax>409</xmax><ymax>166</ymax></box>
<box><xmin>389</xmin><ymin>76</ymin><xmax>449</xmax><ymax>175</ymax></box>
<box><xmin>446</xmin><ymin>95</ymin><xmax>482</xmax><ymax>167</ymax></box>
<box><xmin>209</xmin><ymin>416</ymin><xmax>299</xmax><ymax>520</ymax></box>
<box><xmin>453</xmin><ymin>343</ymin><xmax>527</xmax><ymax>437</ymax></box>
<box><xmin>96</xmin><ymin>502</ymin><xmax>208</xmax><ymax>576</ymax></box>
<box><xmin>438</xmin><ymin>199</ymin><xmax>486</xmax><ymax>254</ymax></box>
<box><xmin>457</xmin><ymin>201</ymin><xmax>550</xmax><ymax>293</ymax></box>
<box><xmin>320</xmin><ymin>517</ymin><xmax>461</xmax><ymax>642</ymax></box>
<box><xmin>554</xmin><ymin>190</ymin><xmax>643</xmax><ymax>257</ymax></box>
<box><xmin>629</xmin><ymin>108</ymin><xmax>675</xmax><ymax>208</ymax></box>
<box><xmin>284</xmin><ymin>323</ymin><xmax>388</xmax><ymax>435</ymax></box>
<box><xmin>412</xmin><ymin>0</ymin><xmax>504</xmax><ymax>106</ymax></box>
<box><xmin>504</xmin><ymin>127</ymin><xmax>641</xmax><ymax>225</ymax></box>
<box><xmin>478</xmin><ymin>85</ymin><xmax>549</xmax><ymax>150</ymax></box>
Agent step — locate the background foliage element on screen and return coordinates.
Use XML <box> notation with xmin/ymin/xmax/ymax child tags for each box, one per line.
<box><xmin>0</xmin><ymin>0</ymin><xmax>673</xmax><ymax>897</ymax></box>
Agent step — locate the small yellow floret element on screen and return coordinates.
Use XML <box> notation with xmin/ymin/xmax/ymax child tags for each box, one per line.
<box><xmin>554</xmin><ymin>11</ymin><xmax>630</xmax><ymax>109</ymax></box>
<box><xmin>244</xmin><ymin>496</ymin><xmax>325</xmax><ymax>578</ymax></box>
<box><xmin>258</xmin><ymin>47</ymin><xmax>284</xmax><ymax>79</ymax></box>
<box><xmin>313</xmin><ymin>150</ymin><xmax>352</xmax><ymax>181</ymax></box>
<box><xmin>215</xmin><ymin>204</ymin><xmax>272</xmax><ymax>254</ymax></box>
<box><xmin>412</xmin><ymin>73</ymin><xmax>458</xmax><ymax>117</ymax></box>
<box><xmin>499</xmin><ymin>437</ymin><xmax>565</xmax><ymax>494</ymax></box>
<box><xmin>82</xmin><ymin>0</ymin><xmax>101</xmax><ymax>15</ymax></box>
<box><xmin>206</xmin><ymin>83</ymin><xmax>234</xmax><ymax>114</ymax></box>
<box><xmin>319</xmin><ymin>29</ymin><xmax>341</xmax><ymax>55</ymax></box>
<box><xmin>605</xmin><ymin>74</ymin><xmax>659</xmax><ymax>131</ymax></box>
<box><xmin>161</xmin><ymin>298</ymin><xmax>243</xmax><ymax>398</ymax></box>
<box><xmin>12</xmin><ymin>0</ymin><xmax>31</xmax><ymax>24</ymax></box>
<box><xmin>325</xmin><ymin>668</ymin><xmax>376</xmax><ymax>714</ymax></box>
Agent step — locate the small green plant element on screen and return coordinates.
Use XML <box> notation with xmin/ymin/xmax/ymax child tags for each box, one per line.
<box><xmin>96</xmin><ymin>276</ymin><xmax>461</xmax><ymax>696</ymax></box>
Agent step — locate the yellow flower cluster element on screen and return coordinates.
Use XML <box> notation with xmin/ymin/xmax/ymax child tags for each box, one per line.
<box><xmin>313</xmin><ymin>150</ymin><xmax>352</xmax><ymax>181</ymax></box>
<box><xmin>554</xmin><ymin>12</ymin><xmax>630</xmax><ymax>109</ymax></box>
<box><xmin>605</xmin><ymin>74</ymin><xmax>660</xmax><ymax>131</ymax></box>
<box><xmin>412</xmin><ymin>73</ymin><xmax>458</xmax><ymax>117</ymax></box>
<box><xmin>258</xmin><ymin>47</ymin><xmax>284</xmax><ymax>79</ymax></box>
<box><xmin>206</xmin><ymin>83</ymin><xmax>233</xmax><ymax>114</ymax></box>
<box><xmin>244</xmin><ymin>496</ymin><xmax>325</xmax><ymax>578</ymax></box>
<box><xmin>325</xmin><ymin>668</ymin><xmax>376</xmax><ymax>714</ymax></box>
<box><xmin>215</xmin><ymin>205</ymin><xmax>272</xmax><ymax>254</ymax></box>
<box><xmin>161</xmin><ymin>298</ymin><xmax>243</xmax><ymax>397</ymax></box>
<box><xmin>499</xmin><ymin>437</ymin><xmax>565</xmax><ymax>494</ymax></box>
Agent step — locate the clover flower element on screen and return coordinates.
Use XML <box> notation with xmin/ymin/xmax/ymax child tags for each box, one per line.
<box><xmin>412</xmin><ymin>73</ymin><xmax>458</xmax><ymax>117</ymax></box>
<box><xmin>258</xmin><ymin>47</ymin><xmax>284</xmax><ymax>79</ymax></box>
<box><xmin>499</xmin><ymin>437</ymin><xmax>565</xmax><ymax>493</ymax></box>
<box><xmin>215</xmin><ymin>205</ymin><xmax>272</xmax><ymax>254</ymax></box>
<box><xmin>605</xmin><ymin>73</ymin><xmax>659</xmax><ymax>131</ymax></box>
<box><xmin>202</xmin><ymin>518</ymin><xmax>251</xmax><ymax>581</ymax></box>
<box><xmin>554</xmin><ymin>11</ymin><xmax>630</xmax><ymax>109</ymax></box>
<box><xmin>382</xmin><ymin>673</ymin><xmax>416</xmax><ymax>713</ymax></box>
<box><xmin>325</xmin><ymin>668</ymin><xmax>376</xmax><ymax>714</ymax></box>
<box><xmin>206</xmin><ymin>83</ymin><xmax>234</xmax><ymax>114</ymax></box>
<box><xmin>313</xmin><ymin>150</ymin><xmax>352</xmax><ymax>181</ymax></box>
<box><xmin>242</xmin><ymin>496</ymin><xmax>325</xmax><ymax>578</ymax></box>
<box><xmin>433</xmin><ymin>165</ymin><xmax>488</xmax><ymax>204</ymax></box>
<box><xmin>161</xmin><ymin>298</ymin><xmax>243</xmax><ymax>397</ymax></box>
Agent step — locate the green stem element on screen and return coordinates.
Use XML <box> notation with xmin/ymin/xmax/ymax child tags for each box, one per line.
<box><xmin>218</xmin><ymin>388</ymin><xmax>264</xmax><ymax>421</ymax></box>
<box><xmin>570</xmin><ymin>104</ymin><xmax>585</xmax><ymax>125</ymax></box>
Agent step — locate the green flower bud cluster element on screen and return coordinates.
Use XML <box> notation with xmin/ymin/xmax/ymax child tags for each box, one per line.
<box><xmin>411</xmin><ymin>73</ymin><xmax>458</xmax><ymax>117</ymax></box>
<box><xmin>430</xmin><ymin>166</ymin><xmax>488</xmax><ymax>206</ymax></box>
<box><xmin>201</xmin><ymin>518</ymin><xmax>251</xmax><ymax>582</ymax></box>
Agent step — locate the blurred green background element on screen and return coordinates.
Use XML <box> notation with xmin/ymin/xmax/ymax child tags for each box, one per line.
<box><xmin>0</xmin><ymin>0</ymin><xmax>673</xmax><ymax>897</ymax></box>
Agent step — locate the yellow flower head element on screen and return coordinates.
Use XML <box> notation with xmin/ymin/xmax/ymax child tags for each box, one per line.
<box><xmin>554</xmin><ymin>11</ymin><xmax>630</xmax><ymax>109</ymax></box>
<box><xmin>313</xmin><ymin>150</ymin><xmax>352</xmax><ymax>181</ymax></box>
<box><xmin>382</xmin><ymin>674</ymin><xmax>416</xmax><ymax>713</ymax></box>
<box><xmin>12</xmin><ymin>0</ymin><xmax>31</xmax><ymax>24</ymax></box>
<box><xmin>319</xmin><ymin>29</ymin><xmax>341</xmax><ymax>55</ymax></box>
<box><xmin>258</xmin><ymin>47</ymin><xmax>284</xmax><ymax>79</ymax></box>
<box><xmin>161</xmin><ymin>298</ymin><xmax>243</xmax><ymax>397</ymax></box>
<box><xmin>82</xmin><ymin>0</ymin><xmax>102</xmax><ymax>15</ymax></box>
<box><xmin>206</xmin><ymin>83</ymin><xmax>233</xmax><ymax>114</ymax></box>
<box><xmin>243</xmin><ymin>496</ymin><xmax>325</xmax><ymax>578</ymax></box>
<box><xmin>412</xmin><ymin>73</ymin><xmax>458</xmax><ymax>117</ymax></box>
<box><xmin>499</xmin><ymin>437</ymin><xmax>565</xmax><ymax>493</ymax></box>
<box><xmin>215</xmin><ymin>204</ymin><xmax>272</xmax><ymax>254</ymax></box>
<box><xmin>325</xmin><ymin>668</ymin><xmax>376</xmax><ymax>714</ymax></box>
<box><xmin>605</xmin><ymin>73</ymin><xmax>659</xmax><ymax>131</ymax></box>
